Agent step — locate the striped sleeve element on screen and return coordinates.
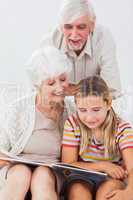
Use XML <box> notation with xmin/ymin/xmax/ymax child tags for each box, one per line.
<box><xmin>62</xmin><ymin>115</ymin><xmax>80</xmax><ymax>147</ymax></box>
<box><xmin>116</xmin><ymin>121</ymin><xmax>133</xmax><ymax>150</ymax></box>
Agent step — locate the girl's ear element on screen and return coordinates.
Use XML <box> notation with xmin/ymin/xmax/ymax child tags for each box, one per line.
<box><xmin>107</xmin><ymin>96</ymin><xmax>112</xmax><ymax>110</ymax></box>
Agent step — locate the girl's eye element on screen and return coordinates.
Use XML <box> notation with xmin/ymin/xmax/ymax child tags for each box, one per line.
<box><xmin>93</xmin><ymin>109</ymin><xmax>101</xmax><ymax>112</ymax></box>
<box><xmin>78</xmin><ymin>108</ymin><xmax>87</xmax><ymax>112</ymax></box>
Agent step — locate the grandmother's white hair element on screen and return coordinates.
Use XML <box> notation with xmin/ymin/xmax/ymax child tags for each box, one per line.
<box><xmin>58</xmin><ymin>0</ymin><xmax>96</xmax><ymax>25</ymax></box>
<box><xmin>26</xmin><ymin>46</ymin><xmax>72</xmax><ymax>87</ymax></box>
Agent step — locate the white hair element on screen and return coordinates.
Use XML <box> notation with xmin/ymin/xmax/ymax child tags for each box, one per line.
<box><xmin>58</xmin><ymin>0</ymin><xmax>96</xmax><ymax>25</ymax></box>
<box><xmin>26</xmin><ymin>46</ymin><xmax>72</xmax><ymax>87</ymax></box>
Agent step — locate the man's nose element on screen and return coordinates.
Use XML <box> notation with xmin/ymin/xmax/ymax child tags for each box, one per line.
<box><xmin>71</xmin><ymin>27</ymin><xmax>78</xmax><ymax>38</ymax></box>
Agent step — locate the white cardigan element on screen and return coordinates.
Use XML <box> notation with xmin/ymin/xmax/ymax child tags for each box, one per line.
<box><xmin>0</xmin><ymin>83</ymin><xmax>75</xmax><ymax>188</ymax></box>
<box><xmin>0</xmin><ymin>83</ymin><xmax>36</xmax><ymax>156</ymax></box>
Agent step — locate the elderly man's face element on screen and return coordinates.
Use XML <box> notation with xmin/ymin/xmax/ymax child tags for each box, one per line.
<box><xmin>61</xmin><ymin>15</ymin><xmax>91</xmax><ymax>54</ymax></box>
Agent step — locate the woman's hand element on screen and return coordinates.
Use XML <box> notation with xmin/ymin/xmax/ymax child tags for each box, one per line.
<box><xmin>99</xmin><ymin>161</ymin><xmax>127</xmax><ymax>179</ymax></box>
<box><xmin>0</xmin><ymin>159</ymin><xmax>10</xmax><ymax>167</ymax></box>
<box><xmin>64</xmin><ymin>84</ymin><xmax>80</xmax><ymax>96</ymax></box>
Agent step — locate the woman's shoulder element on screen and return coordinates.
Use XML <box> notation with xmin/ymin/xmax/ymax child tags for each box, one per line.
<box><xmin>0</xmin><ymin>83</ymin><xmax>36</xmax><ymax>107</ymax></box>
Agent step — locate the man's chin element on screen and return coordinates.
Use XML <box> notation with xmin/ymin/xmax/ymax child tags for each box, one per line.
<box><xmin>68</xmin><ymin>44</ymin><xmax>84</xmax><ymax>52</ymax></box>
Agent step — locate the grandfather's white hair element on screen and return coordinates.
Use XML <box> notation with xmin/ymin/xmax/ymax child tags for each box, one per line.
<box><xmin>26</xmin><ymin>46</ymin><xmax>72</xmax><ymax>87</ymax></box>
<box><xmin>58</xmin><ymin>0</ymin><xmax>96</xmax><ymax>25</ymax></box>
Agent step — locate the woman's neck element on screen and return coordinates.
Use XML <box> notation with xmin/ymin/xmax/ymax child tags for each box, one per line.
<box><xmin>35</xmin><ymin>95</ymin><xmax>64</xmax><ymax>122</ymax></box>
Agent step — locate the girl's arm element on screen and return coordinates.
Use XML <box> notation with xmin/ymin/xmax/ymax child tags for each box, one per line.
<box><xmin>105</xmin><ymin>148</ymin><xmax>133</xmax><ymax>200</ymax></box>
<box><xmin>62</xmin><ymin>146</ymin><xmax>104</xmax><ymax>171</ymax></box>
<box><xmin>62</xmin><ymin>146</ymin><xmax>125</xmax><ymax>179</ymax></box>
<box><xmin>121</xmin><ymin>148</ymin><xmax>133</xmax><ymax>194</ymax></box>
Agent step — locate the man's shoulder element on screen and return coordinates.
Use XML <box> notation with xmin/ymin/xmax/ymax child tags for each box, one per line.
<box><xmin>94</xmin><ymin>24</ymin><xmax>112</xmax><ymax>35</ymax></box>
<box><xmin>40</xmin><ymin>27</ymin><xmax>63</xmax><ymax>49</ymax></box>
<box><xmin>93</xmin><ymin>24</ymin><xmax>115</xmax><ymax>44</ymax></box>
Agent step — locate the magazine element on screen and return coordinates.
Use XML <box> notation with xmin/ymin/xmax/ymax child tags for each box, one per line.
<box><xmin>0</xmin><ymin>152</ymin><xmax>108</xmax><ymax>181</ymax></box>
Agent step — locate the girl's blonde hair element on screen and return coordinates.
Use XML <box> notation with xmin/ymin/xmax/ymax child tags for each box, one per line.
<box><xmin>75</xmin><ymin>76</ymin><xmax>118</xmax><ymax>157</ymax></box>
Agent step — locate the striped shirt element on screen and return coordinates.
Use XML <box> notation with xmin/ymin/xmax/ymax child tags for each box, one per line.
<box><xmin>62</xmin><ymin>113</ymin><xmax>133</xmax><ymax>163</ymax></box>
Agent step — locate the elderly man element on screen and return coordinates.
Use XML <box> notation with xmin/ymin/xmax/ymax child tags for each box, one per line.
<box><xmin>39</xmin><ymin>0</ymin><xmax>121</xmax><ymax>99</ymax></box>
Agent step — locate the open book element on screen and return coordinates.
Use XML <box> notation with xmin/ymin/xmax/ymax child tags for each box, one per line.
<box><xmin>0</xmin><ymin>152</ymin><xmax>107</xmax><ymax>181</ymax></box>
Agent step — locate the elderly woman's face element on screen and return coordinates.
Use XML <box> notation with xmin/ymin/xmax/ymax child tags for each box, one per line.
<box><xmin>61</xmin><ymin>15</ymin><xmax>91</xmax><ymax>53</ymax></box>
<box><xmin>40</xmin><ymin>73</ymin><xmax>68</xmax><ymax>103</ymax></box>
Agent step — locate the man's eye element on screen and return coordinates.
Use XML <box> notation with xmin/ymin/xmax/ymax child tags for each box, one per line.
<box><xmin>77</xmin><ymin>24</ymin><xmax>87</xmax><ymax>30</ymax></box>
<box><xmin>64</xmin><ymin>24</ymin><xmax>73</xmax><ymax>30</ymax></box>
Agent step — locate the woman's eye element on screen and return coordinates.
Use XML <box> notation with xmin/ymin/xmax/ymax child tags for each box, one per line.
<box><xmin>60</xmin><ymin>78</ymin><xmax>66</xmax><ymax>82</ymax></box>
<box><xmin>48</xmin><ymin>80</ymin><xmax>55</xmax><ymax>85</ymax></box>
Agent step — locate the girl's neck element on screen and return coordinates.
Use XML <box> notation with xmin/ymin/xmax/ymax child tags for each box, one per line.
<box><xmin>92</xmin><ymin>128</ymin><xmax>103</xmax><ymax>143</ymax></box>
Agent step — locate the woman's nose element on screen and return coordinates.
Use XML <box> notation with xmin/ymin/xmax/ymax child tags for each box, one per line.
<box><xmin>55</xmin><ymin>82</ymin><xmax>64</xmax><ymax>92</ymax></box>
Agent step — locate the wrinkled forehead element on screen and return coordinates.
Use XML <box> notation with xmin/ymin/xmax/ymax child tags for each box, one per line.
<box><xmin>45</xmin><ymin>72</ymin><xmax>68</xmax><ymax>81</ymax></box>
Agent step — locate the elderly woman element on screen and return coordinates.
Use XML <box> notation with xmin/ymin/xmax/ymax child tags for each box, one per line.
<box><xmin>0</xmin><ymin>46</ymin><xmax>73</xmax><ymax>200</ymax></box>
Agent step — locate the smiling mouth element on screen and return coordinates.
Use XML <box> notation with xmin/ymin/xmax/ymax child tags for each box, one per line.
<box><xmin>87</xmin><ymin>122</ymin><xmax>97</xmax><ymax>126</ymax></box>
<box><xmin>53</xmin><ymin>92</ymin><xmax>65</xmax><ymax>96</ymax></box>
<box><xmin>69</xmin><ymin>40</ymin><xmax>81</xmax><ymax>44</ymax></box>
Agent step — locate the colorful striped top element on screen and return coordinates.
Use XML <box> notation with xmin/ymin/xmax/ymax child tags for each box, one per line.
<box><xmin>62</xmin><ymin>113</ymin><xmax>133</xmax><ymax>163</ymax></box>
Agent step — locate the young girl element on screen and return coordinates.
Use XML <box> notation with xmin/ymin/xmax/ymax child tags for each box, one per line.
<box><xmin>62</xmin><ymin>76</ymin><xmax>133</xmax><ymax>200</ymax></box>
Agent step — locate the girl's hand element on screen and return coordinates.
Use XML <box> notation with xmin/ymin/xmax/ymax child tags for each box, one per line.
<box><xmin>105</xmin><ymin>188</ymin><xmax>133</xmax><ymax>200</ymax></box>
<box><xmin>99</xmin><ymin>162</ymin><xmax>127</xmax><ymax>179</ymax></box>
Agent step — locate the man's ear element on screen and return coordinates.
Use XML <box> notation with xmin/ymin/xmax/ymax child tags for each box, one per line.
<box><xmin>90</xmin><ymin>21</ymin><xmax>95</xmax><ymax>33</ymax></box>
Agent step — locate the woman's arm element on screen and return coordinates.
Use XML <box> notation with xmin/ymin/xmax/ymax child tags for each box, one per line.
<box><xmin>0</xmin><ymin>153</ymin><xmax>10</xmax><ymax>167</ymax></box>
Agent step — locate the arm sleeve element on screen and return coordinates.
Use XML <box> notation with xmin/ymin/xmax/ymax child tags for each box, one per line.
<box><xmin>99</xmin><ymin>28</ymin><xmax>121</xmax><ymax>99</ymax></box>
<box><xmin>116</xmin><ymin>123</ymin><xmax>133</xmax><ymax>151</ymax></box>
<box><xmin>62</xmin><ymin>118</ymin><xmax>80</xmax><ymax>147</ymax></box>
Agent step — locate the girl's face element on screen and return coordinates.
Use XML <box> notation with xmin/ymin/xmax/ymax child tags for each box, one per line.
<box><xmin>76</xmin><ymin>95</ymin><xmax>111</xmax><ymax>130</ymax></box>
<box><xmin>40</xmin><ymin>73</ymin><xmax>68</xmax><ymax>104</ymax></box>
